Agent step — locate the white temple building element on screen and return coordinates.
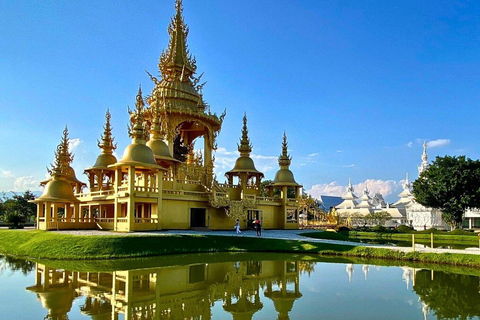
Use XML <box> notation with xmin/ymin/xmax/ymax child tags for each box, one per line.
<box><xmin>335</xmin><ymin>180</ymin><xmax>405</xmax><ymax>227</ymax></box>
<box><xmin>326</xmin><ymin>141</ymin><xmax>478</xmax><ymax>230</ymax></box>
<box><xmin>402</xmin><ymin>142</ymin><xmax>447</xmax><ymax>230</ymax></box>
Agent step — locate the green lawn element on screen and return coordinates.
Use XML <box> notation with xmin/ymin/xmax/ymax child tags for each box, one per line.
<box><xmin>1</xmin><ymin>230</ymin><xmax>480</xmax><ymax>269</ymax></box>
<box><xmin>301</xmin><ymin>230</ymin><xmax>480</xmax><ymax>246</ymax></box>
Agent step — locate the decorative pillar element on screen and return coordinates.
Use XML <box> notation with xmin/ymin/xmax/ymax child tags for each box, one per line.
<box><xmin>114</xmin><ymin>168</ymin><xmax>121</xmax><ymax>231</ymax></box>
<box><xmin>127</xmin><ymin>166</ymin><xmax>136</xmax><ymax>231</ymax></box>
<box><xmin>157</xmin><ymin>172</ymin><xmax>163</xmax><ymax>230</ymax></box>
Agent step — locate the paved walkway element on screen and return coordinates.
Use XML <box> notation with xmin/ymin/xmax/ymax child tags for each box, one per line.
<box><xmin>53</xmin><ymin>229</ymin><xmax>480</xmax><ymax>256</ymax></box>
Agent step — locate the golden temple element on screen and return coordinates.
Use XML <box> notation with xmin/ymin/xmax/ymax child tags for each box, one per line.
<box><xmin>33</xmin><ymin>0</ymin><xmax>301</xmax><ymax>232</ymax></box>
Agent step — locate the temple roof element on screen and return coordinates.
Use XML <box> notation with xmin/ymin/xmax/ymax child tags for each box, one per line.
<box><xmin>35</xmin><ymin>130</ymin><xmax>80</xmax><ymax>203</ymax></box>
<box><xmin>147</xmin><ymin>0</ymin><xmax>224</xmax><ymax>136</ymax></box>
<box><xmin>86</xmin><ymin>110</ymin><xmax>118</xmax><ymax>171</ymax></box>
<box><xmin>226</xmin><ymin>114</ymin><xmax>263</xmax><ymax>177</ymax></box>
<box><xmin>111</xmin><ymin>87</ymin><xmax>165</xmax><ymax>171</ymax></box>
<box><xmin>270</xmin><ymin>132</ymin><xmax>301</xmax><ymax>187</ymax></box>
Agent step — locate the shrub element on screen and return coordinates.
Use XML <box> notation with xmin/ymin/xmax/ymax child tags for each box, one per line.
<box><xmin>396</xmin><ymin>225</ymin><xmax>414</xmax><ymax>234</ymax></box>
<box><xmin>416</xmin><ymin>228</ymin><xmax>444</xmax><ymax>234</ymax></box>
<box><xmin>4</xmin><ymin>211</ymin><xmax>26</xmax><ymax>229</ymax></box>
<box><xmin>449</xmin><ymin>229</ymin><xmax>478</xmax><ymax>236</ymax></box>
<box><xmin>335</xmin><ymin>225</ymin><xmax>351</xmax><ymax>232</ymax></box>
<box><xmin>372</xmin><ymin>225</ymin><xmax>388</xmax><ymax>233</ymax></box>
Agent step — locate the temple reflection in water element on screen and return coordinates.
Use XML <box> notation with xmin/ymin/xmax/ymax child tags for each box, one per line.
<box><xmin>26</xmin><ymin>260</ymin><xmax>303</xmax><ymax>320</ymax></box>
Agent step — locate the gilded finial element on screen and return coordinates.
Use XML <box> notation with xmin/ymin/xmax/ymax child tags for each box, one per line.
<box><xmin>97</xmin><ymin>109</ymin><xmax>117</xmax><ymax>154</ymax></box>
<box><xmin>128</xmin><ymin>86</ymin><xmax>147</xmax><ymax>141</ymax></box>
<box><xmin>278</xmin><ymin>131</ymin><xmax>292</xmax><ymax>168</ymax></box>
<box><xmin>237</xmin><ymin>113</ymin><xmax>252</xmax><ymax>156</ymax></box>
<box><xmin>47</xmin><ymin>126</ymin><xmax>72</xmax><ymax>177</ymax></box>
<box><xmin>159</xmin><ymin>0</ymin><xmax>196</xmax><ymax>77</ymax></box>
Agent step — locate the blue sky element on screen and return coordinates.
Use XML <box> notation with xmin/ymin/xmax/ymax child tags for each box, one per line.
<box><xmin>1</xmin><ymin>0</ymin><xmax>479</xmax><ymax>202</ymax></box>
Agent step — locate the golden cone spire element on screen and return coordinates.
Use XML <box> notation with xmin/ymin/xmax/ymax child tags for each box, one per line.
<box><xmin>238</xmin><ymin>113</ymin><xmax>252</xmax><ymax>156</ymax></box>
<box><xmin>278</xmin><ymin>131</ymin><xmax>291</xmax><ymax>168</ymax></box>
<box><xmin>128</xmin><ymin>86</ymin><xmax>147</xmax><ymax>141</ymax></box>
<box><xmin>97</xmin><ymin>109</ymin><xmax>117</xmax><ymax>155</ymax></box>
<box><xmin>149</xmin><ymin>99</ymin><xmax>166</xmax><ymax>140</ymax></box>
<box><xmin>47</xmin><ymin>127</ymin><xmax>72</xmax><ymax>177</ymax></box>
<box><xmin>159</xmin><ymin>0</ymin><xmax>196</xmax><ymax>78</ymax></box>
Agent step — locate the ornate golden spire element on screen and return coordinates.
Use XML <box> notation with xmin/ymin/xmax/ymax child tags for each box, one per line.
<box><xmin>278</xmin><ymin>131</ymin><xmax>292</xmax><ymax>169</ymax></box>
<box><xmin>47</xmin><ymin>127</ymin><xmax>72</xmax><ymax>177</ymax></box>
<box><xmin>128</xmin><ymin>86</ymin><xmax>148</xmax><ymax>141</ymax></box>
<box><xmin>97</xmin><ymin>109</ymin><xmax>117</xmax><ymax>155</ymax></box>
<box><xmin>159</xmin><ymin>0</ymin><xmax>196</xmax><ymax>79</ymax></box>
<box><xmin>149</xmin><ymin>99</ymin><xmax>166</xmax><ymax>140</ymax></box>
<box><xmin>238</xmin><ymin>113</ymin><xmax>252</xmax><ymax>156</ymax></box>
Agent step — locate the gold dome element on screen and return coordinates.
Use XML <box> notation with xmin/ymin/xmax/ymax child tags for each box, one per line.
<box><xmin>40</xmin><ymin>165</ymin><xmax>85</xmax><ymax>187</ymax></box>
<box><xmin>37</xmin><ymin>288</ymin><xmax>75</xmax><ymax>316</ymax></box>
<box><xmin>271</xmin><ymin>169</ymin><xmax>301</xmax><ymax>187</ymax></box>
<box><xmin>147</xmin><ymin>139</ymin><xmax>179</xmax><ymax>162</ymax></box>
<box><xmin>90</xmin><ymin>153</ymin><xmax>117</xmax><ymax>170</ymax></box>
<box><xmin>226</xmin><ymin>156</ymin><xmax>264</xmax><ymax>177</ymax></box>
<box><xmin>35</xmin><ymin>176</ymin><xmax>79</xmax><ymax>203</ymax></box>
<box><xmin>114</xmin><ymin>143</ymin><xmax>162</xmax><ymax>170</ymax></box>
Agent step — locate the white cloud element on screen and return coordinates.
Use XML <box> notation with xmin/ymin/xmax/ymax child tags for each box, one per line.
<box><xmin>306</xmin><ymin>179</ymin><xmax>401</xmax><ymax>199</ymax></box>
<box><xmin>308</xmin><ymin>153</ymin><xmax>319</xmax><ymax>157</ymax></box>
<box><xmin>0</xmin><ymin>170</ymin><xmax>14</xmax><ymax>178</ymax></box>
<box><xmin>428</xmin><ymin>139</ymin><xmax>451</xmax><ymax>148</ymax></box>
<box><xmin>406</xmin><ymin>141</ymin><xmax>413</xmax><ymax>148</ymax></box>
<box><xmin>307</xmin><ymin>182</ymin><xmax>345</xmax><ymax>198</ymax></box>
<box><xmin>13</xmin><ymin>176</ymin><xmax>41</xmax><ymax>192</ymax></box>
<box><xmin>340</xmin><ymin>164</ymin><xmax>355</xmax><ymax>168</ymax></box>
<box><xmin>336</xmin><ymin>150</ymin><xmax>343</xmax><ymax>153</ymax></box>
<box><xmin>68</xmin><ymin>138</ymin><xmax>83</xmax><ymax>153</ymax></box>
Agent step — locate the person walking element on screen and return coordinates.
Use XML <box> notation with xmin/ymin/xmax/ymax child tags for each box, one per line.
<box><xmin>235</xmin><ymin>219</ymin><xmax>241</xmax><ymax>234</ymax></box>
<box><xmin>255</xmin><ymin>219</ymin><xmax>262</xmax><ymax>236</ymax></box>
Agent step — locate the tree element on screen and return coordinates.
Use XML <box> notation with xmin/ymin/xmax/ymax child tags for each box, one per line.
<box><xmin>365</xmin><ymin>211</ymin><xmax>392</xmax><ymax>226</ymax></box>
<box><xmin>0</xmin><ymin>191</ymin><xmax>37</xmax><ymax>223</ymax></box>
<box><xmin>412</xmin><ymin>155</ymin><xmax>480</xmax><ymax>229</ymax></box>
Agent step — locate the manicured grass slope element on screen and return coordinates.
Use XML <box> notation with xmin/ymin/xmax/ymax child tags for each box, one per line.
<box><xmin>1</xmin><ymin>230</ymin><xmax>480</xmax><ymax>269</ymax></box>
<box><xmin>0</xmin><ymin>230</ymin><xmax>354</xmax><ymax>260</ymax></box>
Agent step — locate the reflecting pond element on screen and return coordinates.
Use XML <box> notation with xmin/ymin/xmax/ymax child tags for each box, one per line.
<box><xmin>1</xmin><ymin>253</ymin><xmax>480</xmax><ymax>320</ymax></box>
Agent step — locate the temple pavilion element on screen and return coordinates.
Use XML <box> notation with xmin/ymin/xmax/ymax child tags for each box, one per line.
<box><xmin>33</xmin><ymin>0</ymin><xmax>301</xmax><ymax>232</ymax></box>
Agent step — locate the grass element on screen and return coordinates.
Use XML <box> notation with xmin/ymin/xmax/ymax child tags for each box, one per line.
<box><xmin>1</xmin><ymin>230</ymin><xmax>480</xmax><ymax>269</ymax></box>
<box><xmin>302</xmin><ymin>230</ymin><xmax>480</xmax><ymax>246</ymax></box>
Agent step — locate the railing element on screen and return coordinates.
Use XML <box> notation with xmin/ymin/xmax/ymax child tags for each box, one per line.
<box><xmin>163</xmin><ymin>189</ymin><xmax>183</xmax><ymax>195</ymax></box>
<box><xmin>95</xmin><ymin>218</ymin><xmax>115</xmax><ymax>223</ymax></box>
<box><xmin>217</xmin><ymin>183</ymin><xmax>240</xmax><ymax>189</ymax></box>
<box><xmin>256</xmin><ymin>196</ymin><xmax>280</xmax><ymax>202</ymax></box>
<box><xmin>246</xmin><ymin>185</ymin><xmax>259</xmax><ymax>190</ymax></box>
<box><xmin>214</xmin><ymin>192</ymin><xmax>228</xmax><ymax>198</ymax></box>
<box><xmin>77</xmin><ymin>189</ymin><xmax>115</xmax><ymax>198</ymax></box>
<box><xmin>243</xmin><ymin>194</ymin><xmax>256</xmax><ymax>200</ymax></box>
<box><xmin>287</xmin><ymin>219</ymin><xmax>298</xmax><ymax>223</ymax></box>
<box><xmin>287</xmin><ymin>198</ymin><xmax>298</xmax><ymax>203</ymax></box>
<box><xmin>184</xmin><ymin>191</ymin><xmax>208</xmax><ymax>197</ymax></box>
<box><xmin>176</xmin><ymin>179</ymin><xmax>203</xmax><ymax>186</ymax></box>
<box><xmin>46</xmin><ymin>222</ymin><xmax>58</xmax><ymax>229</ymax></box>
<box><xmin>163</xmin><ymin>189</ymin><xmax>208</xmax><ymax>197</ymax></box>
<box><xmin>116</xmin><ymin>218</ymin><xmax>128</xmax><ymax>223</ymax></box>
<box><xmin>134</xmin><ymin>186</ymin><xmax>158</xmax><ymax>193</ymax></box>
<box><xmin>134</xmin><ymin>218</ymin><xmax>158</xmax><ymax>224</ymax></box>
<box><xmin>118</xmin><ymin>186</ymin><xmax>128</xmax><ymax>192</ymax></box>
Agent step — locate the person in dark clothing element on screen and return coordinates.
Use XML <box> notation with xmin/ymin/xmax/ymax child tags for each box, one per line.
<box><xmin>255</xmin><ymin>219</ymin><xmax>262</xmax><ymax>236</ymax></box>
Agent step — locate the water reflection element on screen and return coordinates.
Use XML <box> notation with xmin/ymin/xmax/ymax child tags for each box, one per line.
<box><xmin>0</xmin><ymin>255</ymin><xmax>35</xmax><ymax>275</ymax></box>
<box><xmin>413</xmin><ymin>269</ymin><xmax>480</xmax><ymax>320</ymax></box>
<box><xmin>26</xmin><ymin>259</ymin><xmax>309</xmax><ymax>320</ymax></box>
<box><xmin>22</xmin><ymin>256</ymin><xmax>480</xmax><ymax>320</ymax></box>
